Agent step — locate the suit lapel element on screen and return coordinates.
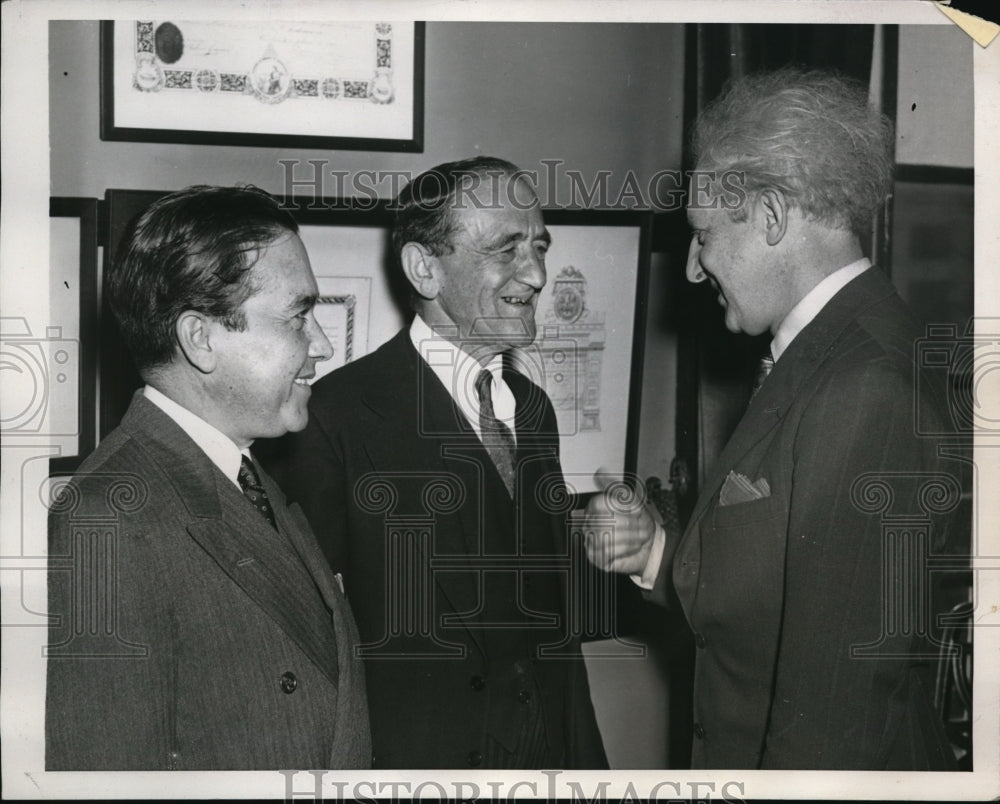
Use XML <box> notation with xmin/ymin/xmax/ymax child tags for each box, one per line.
<box><xmin>186</xmin><ymin>510</ymin><xmax>340</xmax><ymax>688</ymax></box>
<box><xmin>123</xmin><ymin>393</ymin><xmax>340</xmax><ymax>688</ymax></box>
<box><xmin>508</xmin><ymin>369</ymin><xmax>561</xmax><ymax>556</ymax></box>
<box><xmin>357</xmin><ymin>333</ymin><xmax>488</xmax><ymax>651</ymax></box>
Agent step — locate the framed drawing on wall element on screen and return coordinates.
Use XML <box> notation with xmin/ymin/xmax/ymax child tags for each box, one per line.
<box><xmin>100</xmin><ymin>20</ymin><xmax>425</xmax><ymax>151</ymax></box>
<box><xmin>514</xmin><ymin>210</ymin><xmax>652</xmax><ymax>494</ymax></box>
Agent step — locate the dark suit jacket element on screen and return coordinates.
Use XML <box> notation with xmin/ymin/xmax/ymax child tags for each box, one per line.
<box><xmin>269</xmin><ymin>329</ymin><xmax>607</xmax><ymax>769</ymax></box>
<box><xmin>46</xmin><ymin>392</ymin><xmax>371</xmax><ymax>770</ymax></box>
<box><xmin>652</xmin><ymin>267</ymin><xmax>959</xmax><ymax>769</ymax></box>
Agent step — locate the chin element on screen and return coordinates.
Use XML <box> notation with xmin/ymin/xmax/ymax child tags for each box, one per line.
<box><xmin>280</xmin><ymin>409</ymin><xmax>310</xmax><ymax>434</ymax></box>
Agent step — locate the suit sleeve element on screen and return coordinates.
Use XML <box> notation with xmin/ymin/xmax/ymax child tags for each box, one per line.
<box><xmin>46</xmin><ymin>498</ymin><xmax>172</xmax><ymax>770</ymax></box>
<box><xmin>759</xmin><ymin>359</ymin><xmax>947</xmax><ymax>768</ymax></box>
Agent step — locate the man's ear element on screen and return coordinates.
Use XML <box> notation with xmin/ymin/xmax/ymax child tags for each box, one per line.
<box><xmin>400</xmin><ymin>242</ymin><xmax>441</xmax><ymax>300</ymax></box>
<box><xmin>175</xmin><ymin>311</ymin><xmax>217</xmax><ymax>374</ymax></box>
<box><xmin>758</xmin><ymin>188</ymin><xmax>788</xmax><ymax>246</ymax></box>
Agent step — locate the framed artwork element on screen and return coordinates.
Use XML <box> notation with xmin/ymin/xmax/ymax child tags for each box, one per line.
<box><xmin>515</xmin><ymin>210</ymin><xmax>652</xmax><ymax>494</ymax></box>
<box><xmin>100</xmin><ymin>20</ymin><xmax>425</xmax><ymax>151</ymax></box>
<box><xmin>47</xmin><ymin>198</ymin><xmax>99</xmax><ymax>474</ymax></box>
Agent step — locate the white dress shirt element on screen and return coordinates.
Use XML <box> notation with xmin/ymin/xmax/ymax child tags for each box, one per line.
<box><xmin>143</xmin><ymin>385</ymin><xmax>248</xmax><ymax>490</ymax></box>
<box><xmin>409</xmin><ymin>314</ymin><xmax>518</xmax><ymax>443</ymax></box>
<box><xmin>770</xmin><ymin>258</ymin><xmax>871</xmax><ymax>362</ymax></box>
<box><xmin>632</xmin><ymin>258</ymin><xmax>873</xmax><ymax>588</ymax></box>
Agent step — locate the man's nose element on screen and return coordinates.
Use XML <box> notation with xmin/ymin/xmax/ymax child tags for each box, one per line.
<box><xmin>518</xmin><ymin>247</ymin><xmax>547</xmax><ymax>290</ymax></box>
<box><xmin>685</xmin><ymin>237</ymin><xmax>705</xmax><ymax>284</ymax></box>
<box><xmin>308</xmin><ymin>315</ymin><xmax>334</xmax><ymax>361</ymax></box>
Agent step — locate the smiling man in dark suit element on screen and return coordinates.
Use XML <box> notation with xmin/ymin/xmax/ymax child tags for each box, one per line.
<box><xmin>45</xmin><ymin>185</ymin><xmax>370</xmax><ymax>770</ymax></box>
<box><xmin>584</xmin><ymin>69</ymin><xmax>960</xmax><ymax>769</ymax></box>
<box><xmin>269</xmin><ymin>157</ymin><xmax>607</xmax><ymax>769</ymax></box>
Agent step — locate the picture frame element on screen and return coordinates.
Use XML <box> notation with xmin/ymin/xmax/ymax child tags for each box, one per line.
<box><xmin>100</xmin><ymin>20</ymin><xmax>425</xmax><ymax>151</ymax></box>
<box><xmin>47</xmin><ymin>198</ymin><xmax>99</xmax><ymax>475</ymax></box>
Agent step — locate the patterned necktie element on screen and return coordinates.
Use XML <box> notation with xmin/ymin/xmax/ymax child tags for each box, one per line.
<box><xmin>238</xmin><ymin>454</ymin><xmax>278</xmax><ymax>530</ymax></box>
<box><xmin>475</xmin><ymin>368</ymin><xmax>517</xmax><ymax>497</ymax></box>
<box><xmin>751</xmin><ymin>352</ymin><xmax>775</xmax><ymax>398</ymax></box>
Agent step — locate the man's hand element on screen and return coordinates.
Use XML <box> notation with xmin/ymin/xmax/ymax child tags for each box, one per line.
<box><xmin>582</xmin><ymin>470</ymin><xmax>657</xmax><ymax>575</ymax></box>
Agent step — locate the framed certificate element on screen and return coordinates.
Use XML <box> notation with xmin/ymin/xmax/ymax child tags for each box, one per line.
<box><xmin>100</xmin><ymin>20</ymin><xmax>424</xmax><ymax>151</ymax></box>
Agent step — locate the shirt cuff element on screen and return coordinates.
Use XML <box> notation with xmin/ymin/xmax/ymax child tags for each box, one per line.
<box><xmin>630</xmin><ymin>521</ymin><xmax>666</xmax><ymax>590</ymax></box>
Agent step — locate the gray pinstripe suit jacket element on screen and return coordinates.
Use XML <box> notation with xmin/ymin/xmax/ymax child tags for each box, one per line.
<box><xmin>46</xmin><ymin>392</ymin><xmax>371</xmax><ymax>770</ymax></box>
<box><xmin>653</xmin><ymin>267</ymin><xmax>960</xmax><ymax>769</ymax></box>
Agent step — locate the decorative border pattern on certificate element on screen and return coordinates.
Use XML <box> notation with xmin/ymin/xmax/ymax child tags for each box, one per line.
<box><xmin>129</xmin><ymin>21</ymin><xmax>397</xmax><ymax>105</ymax></box>
<box><xmin>311</xmin><ymin>274</ymin><xmax>376</xmax><ymax>379</ymax></box>
<box><xmin>101</xmin><ymin>20</ymin><xmax>424</xmax><ymax>151</ymax></box>
<box><xmin>316</xmin><ymin>295</ymin><xmax>356</xmax><ymax>361</ymax></box>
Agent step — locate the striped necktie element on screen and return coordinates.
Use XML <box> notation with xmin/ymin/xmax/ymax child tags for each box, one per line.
<box><xmin>751</xmin><ymin>352</ymin><xmax>775</xmax><ymax>398</ymax></box>
<box><xmin>238</xmin><ymin>454</ymin><xmax>278</xmax><ymax>530</ymax></box>
<box><xmin>475</xmin><ymin>369</ymin><xmax>517</xmax><ymax>497</ymax></box>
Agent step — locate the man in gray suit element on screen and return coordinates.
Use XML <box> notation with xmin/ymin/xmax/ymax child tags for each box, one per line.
<box><xmin>45</xmin><ymin>185</ymin><xmax>371</xmax><ymax>770</ymax></box>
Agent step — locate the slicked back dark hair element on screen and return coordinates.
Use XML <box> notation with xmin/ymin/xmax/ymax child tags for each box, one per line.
<box><xmin>107</xmin><ymin>184</ymin><xmax>299</xmax><ymax>372</ymax></box>
<box><xmin>390</xmin><ymin>156</ymin><xmax>524</xmax><ymax>264</ymax></box>
<box><xmin>692</xmin><ymin>67</ymin><xmax>894</xmax><ymax>235</ymax></box>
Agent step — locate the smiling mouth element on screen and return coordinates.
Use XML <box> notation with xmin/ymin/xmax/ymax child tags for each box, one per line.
<box><xmin>293</xmin><ymin>375</ymin><xmax>314</xmax><ymax>387</ymax></box>
<box><xmin>501</xmin><ymin>295</ymin><xmax>533</xmax><ymax>307</ymax></box>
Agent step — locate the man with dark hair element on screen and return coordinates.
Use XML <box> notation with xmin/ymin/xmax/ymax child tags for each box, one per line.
<box><xmin>46</xmin><ymin>185</ymin><xmax>371</xmax><ymax>770</ymax></box>
<box><xmin>586</xmin><ymin>69</ymin><xmax>961</xmax><ymax>769</ymax></box>
<box><xmin>268</xmin><ymin>158</ymin><xmax>607</xmax><ymax>769</ymax></box>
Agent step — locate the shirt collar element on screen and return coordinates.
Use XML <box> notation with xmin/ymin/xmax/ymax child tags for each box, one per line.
<box><xmin>143</xmin><ymin>385</ymin><xmax>246</xmax><ymax>488</ymax></box>
<box><xmin>408</xmin><ymin>315</ymin><xmax>516</xmax><ymax>435</ymax></box>
<box><xmin>771</xmin><ymin>258</ymin><xmax>871</xmax><ymax>362</ymax></box>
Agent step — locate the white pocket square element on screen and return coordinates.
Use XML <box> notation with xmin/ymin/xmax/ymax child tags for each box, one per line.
<box><xmin>719</xmin><ymin>471</ymin><xmax>771</xmax><ymax>507</ymax></box>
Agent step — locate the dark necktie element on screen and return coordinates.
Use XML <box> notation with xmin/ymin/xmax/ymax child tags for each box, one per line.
<box><xmin>238</xmin><ymin>454</ymin><xmax>278</xmax><ymax>530</ymax></box>
<box><xmin>751</xmin><ymin>352</ymin><xmax>775</xmax><ymax>398</ymax></box>
<box><xmin>475</xmin><ymin>369</ymin><xmax>517</xmax><ymax>497</ymax></box>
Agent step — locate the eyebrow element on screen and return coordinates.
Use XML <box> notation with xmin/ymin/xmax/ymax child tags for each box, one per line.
<box><xmin>287</xmin><ymin>292</ymin><xmax>319</xmax><ymax>313</ymax></box>
<box><xmin>483</xmin><ymin>228</ymin><xmax>552</xmax><ymax>251</ymax></box>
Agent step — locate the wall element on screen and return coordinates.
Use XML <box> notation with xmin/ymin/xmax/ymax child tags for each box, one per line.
<box><xmin>895</xmin><ymin>24</ymin><xmax>973</xmax><ymax>167</ymax></box>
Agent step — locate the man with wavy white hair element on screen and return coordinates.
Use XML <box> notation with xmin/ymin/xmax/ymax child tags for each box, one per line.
<box><xmin>585</xmin><ymin>69</ymin><xmax>960</xmax><ymax>770</ymax></box>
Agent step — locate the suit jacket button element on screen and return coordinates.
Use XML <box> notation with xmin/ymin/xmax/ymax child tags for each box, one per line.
<box><xmin>470</xmin><ymin>674</ymin><xmax>485</xmax><ymax>691</ymax></box>
<box><xmin>693</xmin><ymin>722</ymin><xmax>705</xmax><ymax>739</ymax></box>
<box><xmin>694</xmin><ymin>632</ymin><xmax>707</xmax><ymax>649</ymax></box>
<box><xmin>280</xmin><ymin>671</ymin><xmax>298</xmax><ymax>694</ymax></box>
<box><xmin>467</xmin><ymin>750</ymin><xmax>483</xmax><ymax>767</ymax></box>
